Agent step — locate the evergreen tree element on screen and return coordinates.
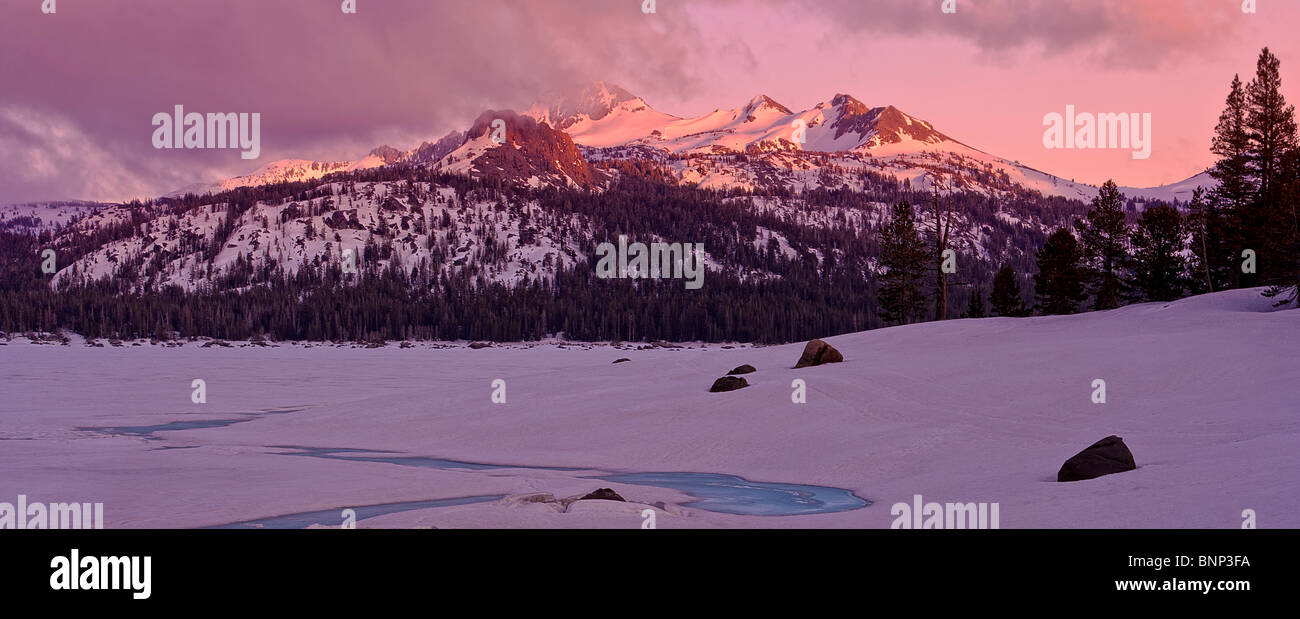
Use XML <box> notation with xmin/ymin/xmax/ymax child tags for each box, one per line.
<box><xmin>1034</xmin><ymin>228</ymin><xmax>1088</xmax><ymax>315</ymax></box>
<box><xmin>1076</xmin><ymin>180</ymin><xmax>1131</xmax><ymax>310</ymax></box>
<box><xmin>989</xmin><ymin>264</ymin><xmax>1027</xmax><ymax>317</ymax></box>
<box><xmin>1245</xmin><ymin>47</ymin><xmax>1299</xmax><ymax>213</ymax></box>
<box><xmin>1186</xmin><ymin>187</ymin><xmax>1230</xmax><ymax>292</ymax></box>
<box><xmin>1243</xmin><ymin>48</ymin><xmax>1300</xmax><ymax>305</ymax></box>
<box><xmin>1210</xmin><ymin>74</ymin><xmax>1256</xmax><ymax>289</ymax></box>
<box><xmin>1129</xmin><ymin>205</ymin><xmax>1188</xmax><ymax>302</ymax></box>
<box><xmin>963</xmin><ymin>288</ymin><xmax>986</xmax><ymax>318</ymax></box>
<box><xmin>877</xmin><ymin>201</ymin><xmax>930</xmax><ymax>325</ymax></box>
<box><xmin>1263</xmin><ymin>149</ymin><xmax>1300</xmax><ymax>307</ymax></box>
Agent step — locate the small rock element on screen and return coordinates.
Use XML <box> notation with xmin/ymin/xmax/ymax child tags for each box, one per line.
<box><xmin>613</xmin><ymin>358</ymin><xmax>631</xmax><ymax>364</ymax></box>
<box><xmin>794</xmin><ymin>338</ymin><xmax>844</xmax><ymax>368</ymax></box>
<box><xmin>1057</xmin><ymin>435</ymin><xmax>1137</xmax><ymax>482</ymax></box>
<box><xmin>727</xmin><ymin>364</ymin><xmax>756</xmax><ymax>375</ymax></box>
<box><xmin>468</xmin><ymin>341</ymin><xmax>492</xmax><ymax>349</ymax></box>
<box><xmin>578</xmin><ymin>488</ymin><xmax>626</xmax><ymax>502</ymax></box>
<box><xmin>709</xmin><ymin>376</ymin><xmax>749</xmax><ymax>392</ymax></box>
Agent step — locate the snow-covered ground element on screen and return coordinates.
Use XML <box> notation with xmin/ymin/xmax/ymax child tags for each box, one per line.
<box><xmin>1</xmin><ymin>288</ymin><xmax>1296</xmax><ymax>528</ymax></box>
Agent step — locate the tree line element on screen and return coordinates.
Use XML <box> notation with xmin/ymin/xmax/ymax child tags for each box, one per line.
<box><xmin>876</xmin><ymin>47</ymin><xmax>1299</xmax><ymax>323</ymax></box>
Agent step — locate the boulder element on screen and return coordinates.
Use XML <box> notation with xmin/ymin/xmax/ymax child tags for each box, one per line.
<box><xmin>1057</xmin><ymin>435</ymin><xmax>1137</xmax><ymax>482</ymax></box>
<box><xmin>709</xmin><ymin>376</ymin><xmax>749</xmax><ymax>392</ymax></box>
<box><xmin>794</xmin><ymin>339</ymin><xmax>844</xmax><ymax>368</ymax></box>
<box><xmin>467</xmin><ymin>341</ymin><xmax>492</xmax><ymax>349</ymax></box>
<box><xmin>577</xmin><ymin>488</ymin><xmax>626</xmax><ymax>502</ymax></box>
<box><xmin>727</xmin><ymin>364</ymin><xmax>757</xmax><ymax>375</ymax></box>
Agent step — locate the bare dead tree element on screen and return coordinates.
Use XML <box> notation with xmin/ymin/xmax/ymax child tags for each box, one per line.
<box><xmin>929</xmin><ymin>179</ymin><xmax>955</xmax><ymax>320</ymax></box>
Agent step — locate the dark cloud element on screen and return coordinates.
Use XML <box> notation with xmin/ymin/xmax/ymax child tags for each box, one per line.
<box><xmin>0</xmin><ymin>0</ymin><xmax>709</xmax><ymax>202</ymax></box>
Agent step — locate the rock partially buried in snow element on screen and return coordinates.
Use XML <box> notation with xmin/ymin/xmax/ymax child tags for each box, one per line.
<box><xmin>709</xmin><ymin>376</ymin><xmax>750</xmax><ymax>392</ymax></box>
<box><xmin>794</xmin><ymin>339</ymin><xmax>843</xmax><ymax>368</ymax></box>
<box><xmin>727</xmin><ymin>364</ymin><xmax>756</xmax><ymax>375</ymax></box>
<box><xmin>467</xmin><ymin>341</ymin><xmax>492</xmax><ymax>349</ymax></box>
<box><xmin>577</xmin><ymin>488</ymin><xmax>626</xmax><ymax>502</ymax></box>
<box><xmin>1057</xmin><ymin>435</ymin><xmax>1137</xmax><ymax>482</ymax></box>
<box><xmin>501</xmin><ymin>492</ymin><xmax>556</xmax><ymax>507</ymax></box>
<box><xmin>612</xmin><ymin>358</ymin><xmax>630</xmax><ymax>364</ymax></box>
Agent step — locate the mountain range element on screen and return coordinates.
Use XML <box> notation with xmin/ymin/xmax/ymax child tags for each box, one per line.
<box><xmin>168</xmin><ymin>81</ymin><xmax>1213</xmax><ymax>204</ymax></box>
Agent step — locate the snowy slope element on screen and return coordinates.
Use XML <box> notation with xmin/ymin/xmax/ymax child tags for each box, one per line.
<box><xmin>1</xmin><ymin>288</ymin><xmax>1294</xmax><ymax>528</ymax></box>
<box><xmin>52</xmin><ymin>181</ymin><xmax>597</xmax><ymax>291</ymax></box>
<box><xmin>0</xmin><ymin>201</ymin><xmax>111</xmax><ymax>231</ymax></box>
<box><xmin>167</xmin><ymin>155</ymin><xmax>388</xmax><ymax>198</ymax></box>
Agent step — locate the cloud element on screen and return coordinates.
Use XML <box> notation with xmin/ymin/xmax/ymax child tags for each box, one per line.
<box><xmin>0</xmin><ymin>0</ymin><xmax>712</xmax><ymax>203</ymax></box>
<box><xmin>789</xmin><ymin>0</ymin><xmax>1246</xmax><ymax>68</ymax></box>
<box><xmin>0</xmin><ymin>106</ymin><xmax>164</xmax><ymax>204</ymax></box>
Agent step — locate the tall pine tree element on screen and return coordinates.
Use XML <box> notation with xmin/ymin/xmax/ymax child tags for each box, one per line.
<box><xmin>1076</xmin><ymin>180</ymin><xmax>1131</xmax><ymax>309</ymax></box>
<box><xmin>1244</xmin><ymin>48</ymin><xmax>1300</xmax><ymax>305</ymax></box>
<box><xmin>1210</xmin><ymin>74</ymin><xmax>1255</xmax><ymax>288</ymax></box>
<box><xmin>1034</xmin><ymin>228</ymin><xmax>1087</xmax><ymax>315</ymax></box>
<box><xmin>877</xmin><ymin>201</ymin><xmax>930</xmax><ymax>325</ymax></box>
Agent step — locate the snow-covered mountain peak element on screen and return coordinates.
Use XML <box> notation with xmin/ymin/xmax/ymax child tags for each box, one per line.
<box><xmin>742</xmin><ymin>94</ymin><xmax>794</xmax><ymax>120</ymax></box>
<box><xmin>524</xmin><ymin>81</ymin><xmax>648</xmax><ymax>131</ymax></box>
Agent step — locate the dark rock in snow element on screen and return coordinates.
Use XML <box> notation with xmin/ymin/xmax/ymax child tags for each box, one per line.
<box><xmin>467</xmin><ymin>341</ymin><xmax>492</xmax><ymax>349</ymax></box>
<box><xmin>613</xmin><ymin>358</ymin><xmax>631</xmax><ymax>364</ymax></box>
<box><xmin>578</xmin><ymin>488</ymin><xmax>626</xmax><ymax>502</ymax></box>
<box><xmin>1057</xmin><ymin>435</ymin><xmax>1137</xmax><ymax>482</ymax></box>
<box><xmin>727</xmin><ymin>364</ymin><xmax>757</xmax><ymax>375</ymax></box>
<box><xmin>710</xmin><ymin>376</ymin><xmax>749</xmax><ymax>392</ymax></box>
<box><xmin>794</xmin><ymin>339</ymin><xmax>844</xmax><ymax>368</ymax></box>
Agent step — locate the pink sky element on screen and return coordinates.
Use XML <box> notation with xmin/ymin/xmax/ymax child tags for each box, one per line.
<box><xmin>1</xmin><ymin>0</ymin><xmax>1297</xmax><ymax>203</ymax></box>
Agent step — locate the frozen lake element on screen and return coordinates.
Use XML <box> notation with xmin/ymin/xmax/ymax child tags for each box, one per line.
<box><xmin>2</xmin><ymin>289</ymin><xmax>1298</xmax><ymax>528</ymax></box>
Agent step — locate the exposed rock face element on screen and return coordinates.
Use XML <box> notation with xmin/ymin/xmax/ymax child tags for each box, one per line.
<box><xmin>710</xmin><ymin>376</ymin><xmax>750</xmax><ymax>392</ymax></box>
<box><xmin>1057</xmin><ymin>435</ymin><xmax>1137</xmax><ymax>482</ymax></box>
<box><xmin>462</xmin><ymin>110</ymin><xmax>601</xmax><ymax>189</ymax></box>
<box><xmin>577</xmin><ymin>488</ymin><xmax>626</xmax><ymax>502</ymax></box>
<box><xmin>406</xmin><ymin>130</ymin><xmax>464</xmax><ymax>164</ymax></box>
<box><xmin>325</xmin><ymin>209</ymin><xmax>365</xmax><ymax>230</ymax></box>
<box><xmin>794</xmin><ymin>339</ymin><xmax>844</xmax><ymax>368</ymax></box>
<box><xmin>368</xmin><ymin>145</ymin><xmax>405</xmax><ymax>165</ymax></box>
<box><xmin>727</xmin><ymin>364</ymin><xmax>757</xmax><ymax>375</ymax></box>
